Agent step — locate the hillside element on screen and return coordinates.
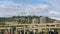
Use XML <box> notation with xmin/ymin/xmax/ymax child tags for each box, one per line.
<box><xmin>0</xmin><ymin>16</ymin><xmax>57</xmax><ymax>24</ymax></box>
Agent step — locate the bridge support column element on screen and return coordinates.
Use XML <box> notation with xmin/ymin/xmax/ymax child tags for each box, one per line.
<box><xmin>8</xmin><ymin>28</ymin><xmax>11</xmax><ymax>34</ymax></box>
<box><xmin>15</xmin><ymin>27</ymin><xmax>17</xmax><ymax>34</ymax></box>
<box><xmin>24</xmin><ymin>25</ymin><xmax>26</xmax><ymax>34</ymax></box>
<box><xmin>11</xmin><ymin>28</ymin><xmax>13</xmax><ymax>34</ymax></box>
<box><xmin>20</xmin><ymin>31</ymin><xmax>22</xmax><ymax>34</ymax></box>
<box><xmin>5</xmin><ymin>29</ymin><xmax>8</xmax><ymax>34</ymax></box>
<box><xmin>33</xmin><ymin>30</ymin><xmax>36</xmax><ymax>34</ymax></box>
<box><xmin>27</xmin><ymin>31</ymin><xmax>29</xmax><ymax>34</ymax></box>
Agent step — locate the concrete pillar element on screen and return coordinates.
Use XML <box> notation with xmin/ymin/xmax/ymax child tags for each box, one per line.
<box><xmin>5</xmin><ymin>29</ymin><xmax>8</xmax><ymax>34</ymax></box>
<box><xmin>20</xmin><ymin>31</ymin><xmax>22</xmax><ymax>34</ymax></box>
<box><xmin>49</xmin><ymin>25</ymin><xmax>51</xmax><ymax>34</ymax></box>
<box><xmin>24</xmin><ymin>25</ymin><xmax>26</xmax><ymax>34</ymax></box>
<box><xmin>1</xmin><ymin>29</ymin><xmax>5</xmax><ymax>34</ymax></box>
<box><xmin>27</xmin><ymin>31</ymin><xmax>29</xmax><ymax>34</ymax></box>
<box><xmin>45</xmin><ymin>24</ymin><xmax>47</xmax><ymax>34</ymax></box>
<box><xmin>16</xmin><ymin>27</ymin><xmax>17</xmax><ymax>34</ymax></box>
<box><xmin>11</xmin><ymin>28</ymin><xmax>13</xmax><ymax>34</ymax></box>
<box><xmin>10</xmin><ymin>27</ymin><xmax>16</xmax><ymax>34</ymax></box>
<box><xmin>33</xmin><ymin>30</ymin><xmax>35</xmax><ymax>34</ymax></box>
<box><xmin>7</xmin><ymin>28</ymin><xmax>11</xmax><ymax>34</ymax></box>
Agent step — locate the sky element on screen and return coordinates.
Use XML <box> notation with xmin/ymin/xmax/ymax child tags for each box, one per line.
<box><xmin>0</xmin><ymin>0</ymin><xmax>60</xmax><ymax>20</ymax></box>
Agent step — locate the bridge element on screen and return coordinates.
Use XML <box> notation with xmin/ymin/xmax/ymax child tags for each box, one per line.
<box><xmin>0</xmin><ymin>22</ymin><xmax>60</xmax><ymax>34</ymax></box>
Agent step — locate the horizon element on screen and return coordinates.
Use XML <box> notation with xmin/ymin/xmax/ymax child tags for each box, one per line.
<box><xmin>0</xmin><ymin>0</ymin><xmax>60</xmax><ymax>20</ymax></box>
<box><xmin>0</xmin><ymin>15</ymin><xmax>60</xmax><ymax>21</ymax></box>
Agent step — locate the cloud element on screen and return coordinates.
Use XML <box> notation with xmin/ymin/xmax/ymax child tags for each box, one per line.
<box><xmin>16</xmin><ymin>0</ymin><xmax>32</xmax><ymax>2</ymax></box>
<box><xmin>0</xmin><ymin>2</ymin><xmax>22</xmax><ymax>17</ymax></box>
<box><xmin>0</xmin><ymin>0</ymin><xmax>60</xmax><ymax>20</ymax></box>
<box><xmin>21</xmin><ymin>4</ymin><xmax>49</xmax><ymax>16</ymax></box>
<box><xmin>16</xmin><ymin>0</ymin><xmax>60</xmax><ymax>2</ymax></box>
<box><xmin>47</xmin><ymin>0</ymin><xmax>60</xmax><ymax>2</ymax></box>
<box><xmin>0</xmin><ymin>2</ymin><xmax>59</xmax><ymax>18</ymax></box>
<box><xmin>38</xmin><ymin>0</ymin><xmax>60</xmax><ymax>2</ymax></box>
<box><xmin>49</xmin><ymin>11</ymin><xmax>60</xmax><ymax>15</ymax></box>
<box><xmin>50</xmin><ymin>17</ymin><xmax>60</xmax><ymax>20</ymax></box>
<box><xmin>0</xmin><ymin>2</ymin><xmax>49</xmax><ymax>17</ymax></box>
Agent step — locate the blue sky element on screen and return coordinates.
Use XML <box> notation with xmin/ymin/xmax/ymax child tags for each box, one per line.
<box><xmin>0</xmin><ymin>0</ymin><xmax>60</xmax><ymax>20</ymax></box>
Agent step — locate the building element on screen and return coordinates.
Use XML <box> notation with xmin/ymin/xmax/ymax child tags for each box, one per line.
<box><xmin>27</xmin><ymin>17</ymin><xmax>32</xmax><ymax>23</ymax></box>
<box><xmin>32</xmin><ymin>18</ymin><xmax>39</xmax><ymax>24</ymax></box>
<box><xmin>40</xmin><ymin>17</ymin><xmax>46</xmax><ymax>23</ymax></box>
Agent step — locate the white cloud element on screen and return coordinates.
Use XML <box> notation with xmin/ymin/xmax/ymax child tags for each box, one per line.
<box><xmin>16</xmin><ymin>0</ymin><xmax>32</xmax><ymax>2</ymax></box>
<box><xmin>47</xmin><ymin>0</ymin><xmax>60</xmax><ymax>2</ymax></box>
<box><xmin>22</xmin><ymin>4</ymin><xmax>49</xmax><ymax>16</ymax></box>
<box><xmin>0</xmin><ymin>2</ymin><xmax>49</xmax><ymax>17</ymax></box>
<box><xmin>50</xmin><ymin>17</ymin><xmax>60</xmax><ymax>20</ymax></box>
<box><xmin>49</xmin><ymin>11</ymin><xmax>60</xmax><ymax>15</ymax></box>
<box><xmin>38</xmin><ymin>0</ymin><xmax>60</xmax><ymax>3</ymax></box>
<box><xmin>0</xmin><ymin>0</ymin><xmax>60</xmax><ymax>20</ymax></box>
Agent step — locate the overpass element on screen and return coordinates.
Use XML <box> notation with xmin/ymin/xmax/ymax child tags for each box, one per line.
<box><xmin>0</xmin><ymin>23</ymin><xmax>60</xmax><ymax>34</ymax></box>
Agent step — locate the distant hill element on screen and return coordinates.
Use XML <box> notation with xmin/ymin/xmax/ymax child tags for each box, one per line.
<box><xmin>0</xmin><ymin>16</ymin><xmax>57</xmax><ymax>24</ymax></box>
<box><xmin>0</xmin><ymin>17</ymin><xmax>5</xmax><ymax>22</ymax></box>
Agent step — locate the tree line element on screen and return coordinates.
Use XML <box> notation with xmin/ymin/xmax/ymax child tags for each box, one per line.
<box><xmin>0</xmin><ymin>15</ymin><xmax>57</xmax><ymax>25</ymax></box>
